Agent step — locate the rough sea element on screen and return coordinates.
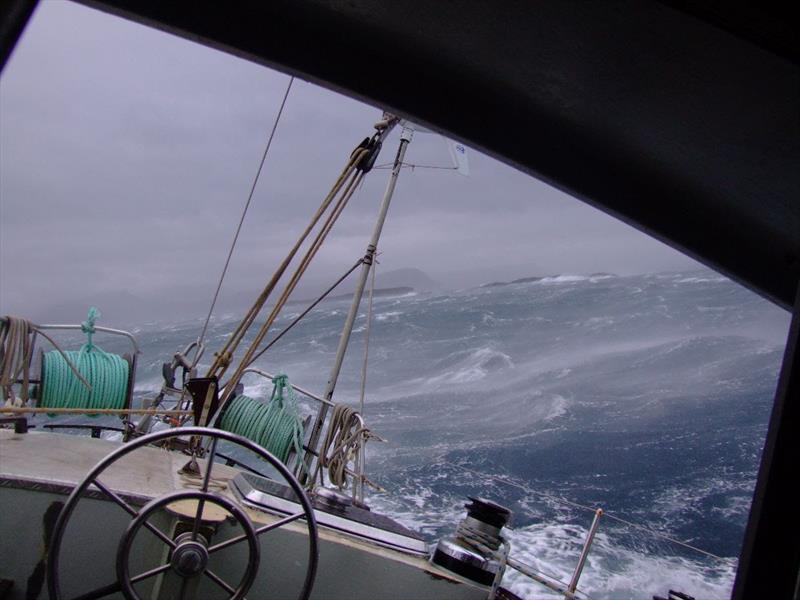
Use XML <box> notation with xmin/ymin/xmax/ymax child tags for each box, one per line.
<box><xmin>35</xmin><ymin>270</ymin><xmax>789</xmax><ymax>599</ymax></box>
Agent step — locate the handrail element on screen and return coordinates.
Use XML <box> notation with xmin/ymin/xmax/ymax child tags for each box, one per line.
<box><xmin>36</xmin><ymin>323</ymin><xmax>141</xmax><ymax>354</ymax></box>
<box><xmin>241</xmin><ymin>368</ymin><xmax>333</xmax><ymax>407</ymax></box>
<box><xmin>506</xmin><ymin>557</ymin><xmax>579</xmax><ymax>599</ymax></box>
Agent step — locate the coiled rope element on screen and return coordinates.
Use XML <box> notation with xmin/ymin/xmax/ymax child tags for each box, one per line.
<box><xmin>1</xmin><ymin>316</ymin><xmax>36</xmax><ymax>405</ymax></box>
<box><xmin>317</xmin><ymin>404</ymin><xmax>380</xmax><ymax>489</ymax></box>
<box><xmin>39</xmin><ymin>308</ymin><xmax>129</xmax><ymax>415</ymax></box>
<box><xmin>1</xmin><ymin>315</ymin><xmax>90</xmax><ymax>406</ymax></box>
<box><xmin>219</xmin><ymin>374</ymin><xmax>305</xmax><ymax>466</ymax></box>
<box><xmin>456</xmin><ymin>518</ymin><xmax>503</xmax><ymax>555</ymax></box>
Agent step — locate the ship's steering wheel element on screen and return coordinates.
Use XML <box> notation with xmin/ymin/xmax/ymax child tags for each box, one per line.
<box><xmin>46</xmin><ymin>427</ymin><xmax>318</xmax><ymax>600</ymax></box>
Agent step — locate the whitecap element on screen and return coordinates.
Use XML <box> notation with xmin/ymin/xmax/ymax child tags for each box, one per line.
<box><xmin>539</xmin><ymin>275</ymin><xmax>591</xmax><ymax>284</ymax></box>
<box><xmin>502</xmin><ymin>523</ymin><xmax>736</xmax><ymax>600</ymax></box>
<box><xmin>375</xmin><ymin>311</ymin><xmax>403</xmax><ymax>322</ymax></box>
<box><xmin>426</xmin><ymin>347</ymin><xmax>514</xmax><ymax>386</ymax></box>
<box><xmin>676</xmin><ymin>276</ymin><xmax>728</xmax><ymax>284</ymax></box>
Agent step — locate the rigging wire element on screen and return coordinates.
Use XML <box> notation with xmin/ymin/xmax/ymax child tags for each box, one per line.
<box><xmin>194</xmin><ymin>76</ymin><xmax>295</xmax><ymax>364</ymax></box>
<box><xmin>245</xmin><ymin>257</ymin><xmax>365</xmax><ymax>369</ymax></box>
<box><xmin>243</xmin><ymin>176</ymin><xmax>369</xmax><ymax>372</ymax></box>
<box><xmin>373</xmin><ymin>162</ymin><xmax>457</xmax><ymax>171</ymax></box>
<box><xmin>206</xmin><ymin>146</ymin><xmax>368</xmax><ymax>384</ymax></box>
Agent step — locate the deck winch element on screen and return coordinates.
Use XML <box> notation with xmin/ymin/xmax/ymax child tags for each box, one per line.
<box><xmin>431</xmin><ymin>497</ymin><xmax>512</xmax><ymax>586</ymax></box>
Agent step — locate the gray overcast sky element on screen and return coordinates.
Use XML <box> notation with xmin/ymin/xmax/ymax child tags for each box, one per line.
<box><xmin>0</xmin><ymin>1</ymin><xmax>700</xmax><ymax>321</ymax></box>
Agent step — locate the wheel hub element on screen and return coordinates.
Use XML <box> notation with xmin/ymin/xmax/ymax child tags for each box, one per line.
<box><xmin>171</xmin><ymin>538</ymin><xmax>209</xmax><ymax>578</ymax></box>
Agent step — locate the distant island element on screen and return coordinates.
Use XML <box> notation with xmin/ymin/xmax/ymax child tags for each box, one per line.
<box><xmin>480</xmin><ymin>275</ymin><xmax>547</xmax><ymax>288</ymax></box>
<box><xmin>481</xmin><ymin>272</ymin><xmax>616</xmax><ymax>288</ymax></box>
<box><xmin>510</xmin><ymin>276</ymin><xmax>546</xmax><ymax>284</ymax></box>
<box><xmin>288</xmin><ymin>286</ymin><xmax>414</xmax><ymax>305</ymax></box>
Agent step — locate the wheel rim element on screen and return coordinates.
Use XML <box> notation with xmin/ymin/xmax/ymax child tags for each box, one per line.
<box><xmin>46</xmin><ymin>426</ymin><xmax>318</xmax><ymax>600</ymax></box>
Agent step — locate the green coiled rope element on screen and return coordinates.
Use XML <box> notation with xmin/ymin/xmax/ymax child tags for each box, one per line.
<box><xmin>39</xmin><ymin>308</ymin><xmax>129</xmax><ymax>415</ymax></box>
<box><xmin>220</xmin><ymin>373</ymin><xmax>305</xmax><ymax>466</ymax></box>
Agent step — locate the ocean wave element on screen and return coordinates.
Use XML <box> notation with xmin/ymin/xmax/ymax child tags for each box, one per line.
<box><xmin>676</xmin><ymin>276</ymin><xmax>728</xmax><ymax>284</ymax></box>
<box><xmin>375</xmin><ymin>310</ymin><xmax>403</xmax><ymax>322</ymax></box>
<box><xmin>581</xmin><ymin>316</ymin><xmax>616</xmax><ymax>329</ymax></box>
<box><xmin>368</xmin><ymin>477</ymin><xmax>734</xmax><ymax>600</ymax></box>
<box><xmin>133</xmin><ymin>377</ymin><xmax>163</xmax><ymax>394</ymax></box>
<box><xmin>675</xmin><ymin>275</ymin><xmax>729</xmax><ymax>283</ymax></box>
<box><xmin>426</xmin><ymin>347</ymin><xmax>514</xmax><ymax>385</ymax></box>
<box><xmin>652</xmin><ymin>474</ymin><xmax>753</xmax><ymax>526</ymax></box>
<box><xmin>308</xmin><ymin>339</ymin><xmax>327</xmax><ymax>352</ymax></box>
<box><xmin>503</xmin><ymin>523</ymin><xmax>736</xmax><ymax>600</ymax></box>
<box><xmin>539</xmin><ymin>275</ymin><xmax>591</xmax><ymax>284</ymax></box>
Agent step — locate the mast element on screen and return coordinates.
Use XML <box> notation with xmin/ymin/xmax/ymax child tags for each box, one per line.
<box><xmin>302</xmin><ymin>124</ymin><xmax>414</xmax><ymax>482</ymax></box>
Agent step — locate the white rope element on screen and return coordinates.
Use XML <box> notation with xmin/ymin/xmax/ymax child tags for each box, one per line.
<box><xmin>0</xmin><ymin>316</ymin><xmax>34</xmax><ymax>405</ymax></box>
<box><xmin>1</xmin><ymin>316</ymin><xmax>91</xmax><ymax>407</ymax></box>
<box><xmin>316</xmin><ymin>404</ymin><xmax>384</xmax><ymax>490</ymax></box>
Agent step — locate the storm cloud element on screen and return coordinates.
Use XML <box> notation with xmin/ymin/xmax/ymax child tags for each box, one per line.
<box><xmin>0</xmin><ymin>1</ymin><xmax>699</xmax><ymax>323</ymax></box>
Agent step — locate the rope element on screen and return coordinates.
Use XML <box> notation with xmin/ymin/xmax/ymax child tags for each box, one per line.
<box><xmin>456</xmin><ymin>518</ymin><xmax>503</xmax><ymax>554</ymax></box>
<box><xmin>40</xmin><ymin>347</ymin><xmax>128</xmax><ymax>414</ymax></box>
<box><xmin>219</xmin><ymin>374</ymin><xmax>304</xmax><ymax>466</ymax></box>
<box><xmin>246</xmin><ymin>257</ymin><xmax>364</xmax><ymax>368</ymax></box>
<box><xmin>39</xmin><ymin>308</ymin><xmax>129</xmax><ymax>415</ymax></box>
<box><xmin>316</xmin><ymin>404</ymin><xmax>378</xmax><ymax>489</ymax></box>
<box><xmin>214</xmin><ymin>160</ymin><xmax>368</xmax><ymax>406</ymax></box>
<box><xmin>80</xmin><ymin>306</ymin><xmax>100</xmax><ymax>349</ymax></box>
<box><xmin>1</xmin><ymin>316</ymin><xmax>91</xmax><ymax>405</ymax></box>
<box><xmin>1</xmin><ymin>316</ymin><xmax>36</xmax><ymax>405</ymax></box>
<box><xmin>207</xmin><ymin>146</ymin><xmax>368</xmax><ymax>385</ymax></box>
<box><xmin>196</xmin><ymin>76</ymin><xmax>295</xmax><ymax>364</ymax></box>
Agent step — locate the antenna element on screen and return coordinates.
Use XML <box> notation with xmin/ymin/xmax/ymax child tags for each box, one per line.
<box><xmin>447</xmin><ymin>139</ymin><xmax>470</xmax><ymax>176</ymax></box>
<box><xmin>400</xmin><ymin>120</ymin><xmax>470</xmax><ymax>176</ymax></box>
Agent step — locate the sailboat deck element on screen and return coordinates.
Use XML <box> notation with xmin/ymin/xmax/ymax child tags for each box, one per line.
<box><xmin>0</xmin><ymin>427</ymin><xmax>465</xmax><ymax>584</ymax></box>
<box><xmin>0</xmin><ymin>428</ymin><xmax>186</xmax><ymax>502</ymax></box>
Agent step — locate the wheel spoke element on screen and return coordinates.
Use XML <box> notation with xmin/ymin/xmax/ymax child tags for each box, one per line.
<box><xmin>72</xmin><ymin>581</ymin><xmax>121</xmax><ymax>600</ymax></box>
<box><xmin>201</xmin><ymin>437</ymin><xmax>219</xmax><ymax>494</ymax></box>
<box><xmin>130</xmin><ymin>561</ymin><xmax>172</xmax><ymax>584</ymax></box>
<box><xmin>90</xmin><ymin>477</ymin><xmax>137</xmax><ymax>516</ymax></box>
<box><xmin>208</xmin><ymin>512</ymin><xmax>305</xmax><ymax>555</ymax></box>
<box><xmin>91</xmin><ymin>478</ymin><xmax>176</xmax><ymax>549</ymax></box>
<box><xmin>254</xmin><ymin>511</ymin><xmax>306</xmax><ymax>536</ymax></box>
<box><xmin>53</xmin><ymin>429</ymin><xmax>317</xmax><ymax>600</ymax></box>
<box><xmin>191</xmin><ymin>437</ymin><xmax>219</xmax><ymax>540</ymax></box>
<box><xmin>204</xmin><ymin>568</ymin><xmax>236</xmax><ymax>595</ymax></box>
